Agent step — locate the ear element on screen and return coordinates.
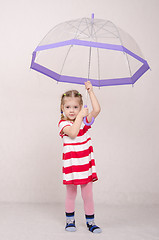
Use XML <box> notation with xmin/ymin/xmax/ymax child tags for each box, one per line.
<box><xmin>61</xmin><ymin>105</ymin><xmax>64</xmax><ymax>111</ymax></box>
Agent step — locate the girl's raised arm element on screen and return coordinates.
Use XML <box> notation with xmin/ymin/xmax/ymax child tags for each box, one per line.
<box><xmin>85</xmin><ymin>81</ymin><xmax>101</xmax><ymax>123</ymax></box>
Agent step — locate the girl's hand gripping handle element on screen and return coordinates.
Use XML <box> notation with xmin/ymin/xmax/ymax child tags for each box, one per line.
<box><xmin>83</xmin><ymin>105</ymin><xmax>95</xmax><ymax>126</ymax></box>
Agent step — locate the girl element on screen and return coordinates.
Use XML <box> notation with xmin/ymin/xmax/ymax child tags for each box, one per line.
<box><xmin>58</xmin><ymin>81</ymin><xmax>101</xmax><ymax>233</ymax></box>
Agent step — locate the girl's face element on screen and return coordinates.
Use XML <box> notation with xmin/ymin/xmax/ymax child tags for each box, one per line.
<box><xmin>62</xmin><ymin>97</ymin><xmax>82</xmax><ymax>121</ymax></box>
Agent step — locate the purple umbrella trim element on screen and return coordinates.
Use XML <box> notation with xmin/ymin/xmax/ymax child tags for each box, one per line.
<box><xmin>31</xmin><ymin>39</ymin><xmax>150</xmax><ymax>87</ymax></box>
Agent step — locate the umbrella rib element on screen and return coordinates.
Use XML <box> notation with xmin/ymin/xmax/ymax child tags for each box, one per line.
<box><xmin>92</xmin><ymin>22</ymin><xmax>101</xmax><ymax>88</ymax></box>
<box><xmin>59</xmin><ymin>18</ymin><xmax>92</xmax><ymax>82</ymax></box>
<box><xmin>93</xmin><ymin>20</ymin><xmax>119</xmax><ymax>38</ymax></box>
<box><xmin>111</xmin><ymin>22</ymin><xmax>133</xmax><ymax>78</ymax></box>
<box><xmin>86</xmin><ymin>16</ymin><xmax>101</xmax><ymax>88</ymax></box>
<box><xmin>74</xmin><ymin>18</ymin><xmax>86</xmax><ymax>38</ymax></box>
<box><xmin>66</xmin><ymin>19</ymin><xmax>91</xmax><ymax>39</ymax></box>
<box><xmin>59</xmin><ymin>45</ymin><xmax>73</xmax><ymax>79</ymax></box>
<box><xmin>90</xmin><ymin>20</ymin><xmax>108</xmax><ymax>37</ymax></box>
<box><xmin>36</xmin><ymin>22</ymin><xmax>64</xmax><ymax>47</ymax></box>
<box><xmin>76</xmin><ymin>25</ymin><xmax>91</xmax><ymax>39</ymax></box>
<box><xmin>100</xmin><ymin>28</ymin><xmax>119</xmax><ymax>38</ymax></box>
<box><xmin>67</xmin><ymin>24</ymin><xmax>90</xmax><ymax>38</ymax></box>
<box><xmin>87</xmin><ymin>18</ymin><xmax>93</xmax><ymax>80</ymax></box>
<box><xmin>59</xmin><ymin>18</ymin><xmax>91</xmax><ymax>79</ymax></box>
<box><xmin>84</xmin><ymin>18</ymin><xmax>92</xmax><ymax>39</ymax></box>
<box><xmin>75</xmin><ymin>18</ymin><xmax>92</xmax><ymax>39</ymax></box>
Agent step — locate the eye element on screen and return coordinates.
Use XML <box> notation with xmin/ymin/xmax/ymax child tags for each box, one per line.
<box><xmin>74</xmin><ymin>106</ymin><xmax>78</xmax><ymax>109</ymax></box>
<box><xmin>66</xmin><ymin>106</ymin><xmax>70</xmax><ymax>109</ymax></box>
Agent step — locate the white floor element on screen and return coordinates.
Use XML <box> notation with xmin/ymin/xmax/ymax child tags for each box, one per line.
<box><xmin>0</xmin><ymin>203</ymin><xmax>159</xmax><ymax>240</ymax></box>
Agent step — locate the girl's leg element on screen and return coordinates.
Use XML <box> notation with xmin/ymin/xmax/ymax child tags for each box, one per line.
<box><xmin>65</xmin><ymin>184</ymin><xmax>77</xmax><ymax>213</ymax></box>
<box><xmin>81</xmin><ymin>182</ymin><xmax>102</xmax><ymax>233</ymax></box>
<box><xmin>80</xmin><ymin>182</ymin><xmax>94</xmax><ymax>215</ymax></box>
<box><xmin>65</xmin><ymin>184</ymin><xmax>77</xmax><ymax>232</ymax></box>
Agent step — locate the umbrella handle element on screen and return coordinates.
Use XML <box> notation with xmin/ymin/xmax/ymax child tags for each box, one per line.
<box><xmin>83</xmin><ymin>105</ymin><xmax>95</xmax><ymax>126</ymax></box>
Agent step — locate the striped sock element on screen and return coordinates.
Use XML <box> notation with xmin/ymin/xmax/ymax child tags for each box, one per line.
<box><xmin>85</xmin><ymin>214</ymin><xmax>102</xmax><ymax>233</ymax></box>
<box><xmin>65</xmin><ymin>212</ymin><xmax>76</xmax><ymax>232</ymax></box>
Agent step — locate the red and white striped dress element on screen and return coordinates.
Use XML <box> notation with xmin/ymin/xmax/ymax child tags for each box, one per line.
<box><xmin>58</xmin><ymin>119</ymin><xmax>98</xmax><ymax>185</ymax></box>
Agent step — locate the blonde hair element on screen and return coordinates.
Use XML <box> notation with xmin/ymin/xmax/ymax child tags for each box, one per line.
<box><xmin>60</xmin><ymin>90</ymin><xmax>83</xmax><ymax>120</ymax></box>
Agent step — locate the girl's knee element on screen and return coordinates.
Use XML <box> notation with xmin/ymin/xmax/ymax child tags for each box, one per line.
<box><xmin>66</xmin><ymin>185</ymin><xmax>77</xmax><ymax>199</ymax></box>
<box><xmin>81</xmin><ymin>183</ymin><xmax>93</xmax><ymax>201</ymax></box>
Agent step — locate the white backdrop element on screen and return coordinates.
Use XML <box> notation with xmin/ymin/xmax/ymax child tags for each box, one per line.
<box><xmin>0</xmin><ymin>0</ymin><xmax>159</xmax><ymax>205</ymax></box>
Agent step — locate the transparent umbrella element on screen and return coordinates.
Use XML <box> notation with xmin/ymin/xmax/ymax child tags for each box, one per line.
<box><xmin>30</xmin><ymin>14</ymin><xmax>150</xmax><ymax>124</ymax></box>
<box><xmin>31</xmin><ymin>14</ymin><xmax>149</xmax><ymax>86</ymax></box>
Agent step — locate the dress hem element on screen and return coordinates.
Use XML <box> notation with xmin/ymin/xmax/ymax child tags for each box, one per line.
<box><xmin>63</xmin><ymin>175</ymin><xmax>98</xmax><ymax>185</ymax></box>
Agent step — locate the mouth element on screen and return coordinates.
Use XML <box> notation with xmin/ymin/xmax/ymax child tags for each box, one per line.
<box><xmin>69</xmin><ymin>114</ymin><xmax>75</xmax><ymax>118</ymax></box>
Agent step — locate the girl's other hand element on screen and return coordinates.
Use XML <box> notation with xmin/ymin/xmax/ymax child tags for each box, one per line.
<box><xmin>85</xmin><ymin>81</ymin><xmax>93</xmax><ymax>93</ymax></box>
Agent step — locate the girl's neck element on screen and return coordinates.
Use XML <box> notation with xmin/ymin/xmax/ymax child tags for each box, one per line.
<box><xmin>64</xmin><ymin>117</ymin><xmax>75</xmax><ymax>122</ymax></box>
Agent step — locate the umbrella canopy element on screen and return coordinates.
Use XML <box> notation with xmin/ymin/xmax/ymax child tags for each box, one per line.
<box><xmin>30</xmin><ymin>14</ymin><xmax>150</xmax><ymax>87</ymax></box>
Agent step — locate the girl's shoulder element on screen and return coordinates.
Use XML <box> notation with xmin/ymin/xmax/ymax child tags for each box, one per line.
<box><xmin>58</xmin><ymin>119</ymin><xmax>65</xmax><ymax>126</ymax></box>
<box><xmin>58</xmin><ymin>120</ymin><xmax>74</xmax><ymax>138</ymax></box>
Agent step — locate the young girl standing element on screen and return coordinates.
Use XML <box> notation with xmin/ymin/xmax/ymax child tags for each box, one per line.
<box><xmin>58</xmin><ymin>81</ymin><xmax>101</xmax><ymax>233</ymax></box>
